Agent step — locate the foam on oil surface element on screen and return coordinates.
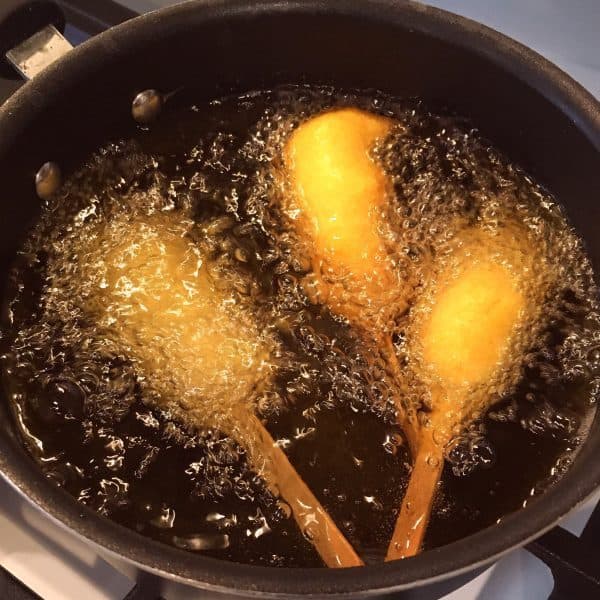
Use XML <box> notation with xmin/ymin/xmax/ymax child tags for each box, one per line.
<box><xmin>2</xmin><ymin>85</ymin><xmax>599</xmax><ymax>565</ymax></box>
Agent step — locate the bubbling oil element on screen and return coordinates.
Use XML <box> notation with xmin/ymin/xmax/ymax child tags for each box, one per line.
<box><xmin>1</xmin><ymin>85</ymin><xmax>598</xmax><ymax>566</ymax></box>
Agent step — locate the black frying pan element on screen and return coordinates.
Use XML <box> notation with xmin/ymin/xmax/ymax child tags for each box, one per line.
<box><xmin>0</xmin><ymin>0</ymin><xmax>599</xmax><ymax>597</ymax></box>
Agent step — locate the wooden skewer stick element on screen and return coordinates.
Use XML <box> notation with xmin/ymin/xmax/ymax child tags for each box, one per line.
<box><xmin>247</xmin><ymin>414</ymin><xmax>363</xmax><ymax>567</ymax></box>
<box><xmin>385</xmin><ymin>421</ymin><xmax>443</xmax><ymax>560</ymax></box>
<box><xmin>379</xmin><ymin>333</ymin><xmax>420</xmax><ymax>457</ymax></box>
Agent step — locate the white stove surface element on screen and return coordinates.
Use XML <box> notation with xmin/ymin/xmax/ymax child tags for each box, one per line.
<box><xmin>2</xmin><ymin>1</ymin><xmax>600</xmax><ymax>599</ymax></box>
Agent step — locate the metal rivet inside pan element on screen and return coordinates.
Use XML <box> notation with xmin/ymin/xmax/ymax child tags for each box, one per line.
<box><xmin>35</xmin><ymin>162</ymin><xmax>62</xmax><ymax>200</ymax></box>
<box><xmin>132</xmin><ymin>89</ymin><xmax>164</xmax><ymax>124</ymax></box>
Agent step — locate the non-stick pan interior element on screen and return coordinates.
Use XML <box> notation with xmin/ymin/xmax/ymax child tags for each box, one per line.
<box><xmin>0</xmin><ymin>1</ymin><xmax>599</xmax><ymax>596</ymax></box>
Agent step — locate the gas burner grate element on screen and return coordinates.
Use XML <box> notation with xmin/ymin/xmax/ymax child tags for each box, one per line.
<box><xmin>529</xmin><ymin>502</ymin><xmax>600</xmax><ymax>600</ymax></box>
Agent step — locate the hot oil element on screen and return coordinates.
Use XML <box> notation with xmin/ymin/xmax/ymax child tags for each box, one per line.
<box><xmin>1</xmin><ymin>86</ymin><xmax>598</xmax><ymax>566</ymax></box>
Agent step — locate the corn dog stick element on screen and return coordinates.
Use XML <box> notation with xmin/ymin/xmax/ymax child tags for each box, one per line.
<box><xmin>93</xmin><ymin>212</ymin><xmax>361</xmax><ymax>567</ymax></box>
<box><xmin>247</xmin><ymin>414</ymin><xmax>363</xmax><ymax>567</ymax></box>
<box><xmin>379</xmin><ymin>333</ymin><xmax>420</xmax><ymax>456</ymax></box>
<box><xmin>386</xmin><ymin>428</ymin><xmax>443</xmax><ymax>560</ymax></box>
<box><xmin>284</xmin><ymin>108</ymin><xmax>419</xmax><ymax>451</ymax></box>
<box><xmin>386</xmin><ymin>238</ymin><xmax>529</xmax><ymax>560</ymax></box>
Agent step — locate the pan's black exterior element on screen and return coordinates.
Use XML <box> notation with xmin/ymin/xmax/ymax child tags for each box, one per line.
<box><xmin>0</xmin><ymin>1</ymin><xmax>599</xmax><ymax>597</ymax></box>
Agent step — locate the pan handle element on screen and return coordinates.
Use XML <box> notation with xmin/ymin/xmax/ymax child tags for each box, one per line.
<box><xmin>0</xmin><ymin>0</ymin><xmax>71</xmax><ymax>80</ymax></box>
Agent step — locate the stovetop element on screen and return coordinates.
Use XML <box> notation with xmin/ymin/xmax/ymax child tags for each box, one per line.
<box><xmin>1</xmin><ymin>2</ymin><xmax>600</xmax><ymax>599</ymax></box>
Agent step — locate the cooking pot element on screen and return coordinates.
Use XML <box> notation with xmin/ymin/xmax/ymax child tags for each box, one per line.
<box><xmin>0</xmin><ymin>0</ymin><xmax>599</xmax><ymax>597</ymax></box>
